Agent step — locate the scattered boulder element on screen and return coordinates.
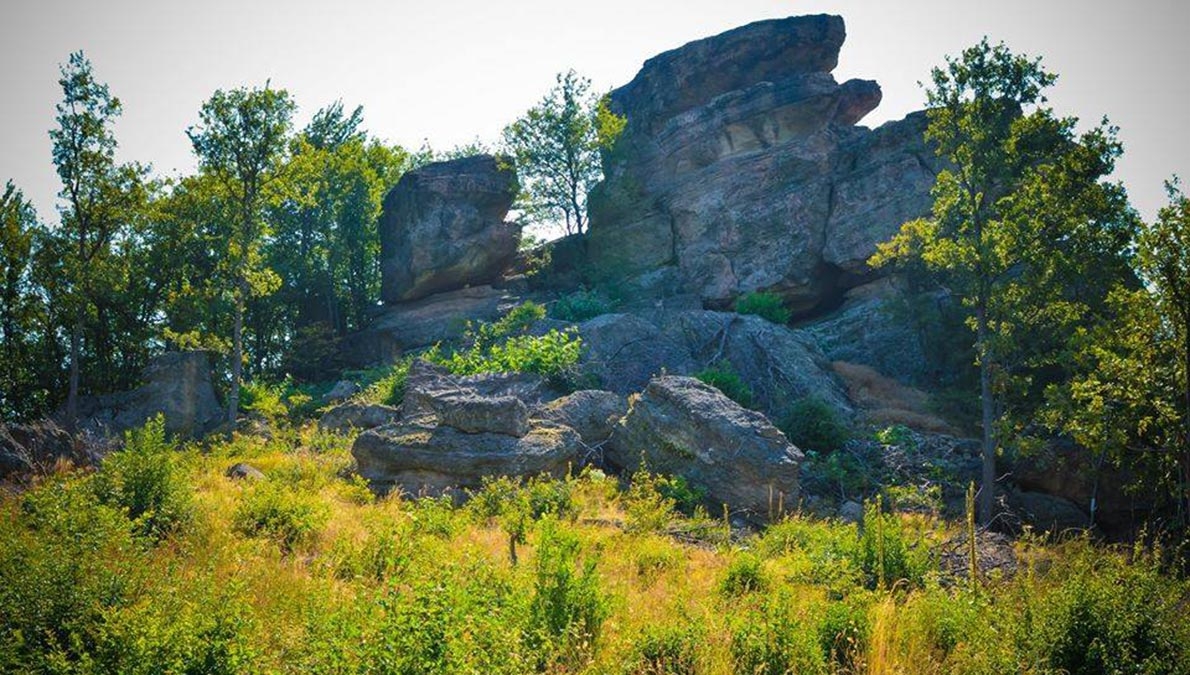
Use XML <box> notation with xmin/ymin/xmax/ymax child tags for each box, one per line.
<box><xmin>226</xmin><ymin>463</ymin><xmax>265</xmax><ymax>481</ymax></box>
<box><xmin>318</xmin><ymin>403</ymin><xmax>403</xmax><ymax>433</ymax></box>
<box><xmin>1008</xmin><ymin>490</ymin><xmax>1091</xmax><ymax>534</ymax></box>
<box><xmin>1</xmin><ymin>420</ymin><xmax>78</xmax><ymax>478</ymax></box>
<box><xmin>403</xmin><ymin>359</ymin><xmax>559</xmax><ymax>415</ymax></box>
<box><xmin>534</xmin><ymin>390</ymin><xmax>628</xmax><ymax>445</ymax></box>
<box><xmin>72</xmin><ymin>352</ymin><xmax>222</xmax><ymax>439</ymax></box>
<box><xmin>323</xmin><ymin>380</ymin><xmax>361</xmax><ymax>403</ymax></box>
<box><xmin>609</xmin><ymin>376</ymin><xmax>802</xmax><ymax>520</ymax></box>
<box><xmin>586</xmin><ymin>15</ymin><xmax>937</xmax><ymax>312</ymax></box>
<box><xmin>353</xmin><ymin>419</ymin><xmax>581</xmax><ymax>497</ymax></box>
<box><xmin>379</xmin><ymin>155</ymin><xmax>519</xmax><ymax>304</ymax></box>
<box><xmin>837</xmin><ymin>500</ymin><xmax>864</xmax><ymax>523</ymax></box>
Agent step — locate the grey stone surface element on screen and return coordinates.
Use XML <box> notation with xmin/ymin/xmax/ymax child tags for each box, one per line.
<box><xmin>609</xmin><ymin>376</ymin><xmax>802</xmax><ymax>520</ymax></box>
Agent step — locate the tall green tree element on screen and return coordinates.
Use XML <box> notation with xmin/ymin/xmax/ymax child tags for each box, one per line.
<box><xmin>187</xmin><ymin>84</ymin><xmax>293</xmax><ymax>423</ymax></box>
<box><xmin>871</xmin><ymin>40</ymin><xmax>1135</xmax><ymax>524</ymax></box>
<box><xmin>49</xmin><ymin>51</ymin><xmax>146</xmax><ymax>428</ymax></box>
<box><xmin>0</xmin><ymin>181</ymin><xmax>43</xmax><ymax>420</ymax></box>
<box><xmin>1052</xmin><ymin>183</ymin><xmax>1190</xmax><ymax>520</ymax></box>
<box><xmin>502</xmin><ymin>70</ymin><xmax>622</xmax><ymax>236</ymax></box>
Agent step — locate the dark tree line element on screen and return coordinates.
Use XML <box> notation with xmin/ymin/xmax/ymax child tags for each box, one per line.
<box><xmin>0</xmin><ymin>53</ymin><xmax>412</xmax><ymax>423</ymax></box>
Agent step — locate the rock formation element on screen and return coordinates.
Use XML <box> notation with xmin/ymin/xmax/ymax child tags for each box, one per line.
<box><xmin>380</xmin><ymin>155</ymin><xmax>519</xmax><ymax>304</ymax></box>
<box><xmin>609</xmin><ymin>376</ymin><xmax>802</xmax><ymax>520</ymax></box>
<box><xmin>72</xmin><ymin>351</ymin><xmax>223</xmax><ymax>438</ymax></box>
<box><xmin>586</xmin><ymin>14</ymin><xmax>938</xmax><ymax>314</ymax></box>
<box><xmin>352</xmin><ymin>361</ymin><xmax>583</xmax><ymax>496</ymax></box>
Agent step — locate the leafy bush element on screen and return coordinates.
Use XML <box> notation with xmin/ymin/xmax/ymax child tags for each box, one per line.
<box><xmin>734</xmin><ymin>291</ymin><xmax>792</xmax><ymax>324</ymax></box>
<box><xmin>429</xmin><ymin>328</ymin><xmax>582</xmax><ymax>379</ymax></box>
<box><xmin>780</xmin><ymin>396</ymin><xmax>851</xmax><ymax>453</ymax></box>
<box><xmin>854</xmin><ymin>500</ymin><xmax>930</xmax><ymax>589</ymax></box>
<box><xmin>720</xmin><ymin>551</ymin><xmax>768</xmax><ymax>596</ymax></box>
<box><xmin>527</xmin><ymin>519</ymin><xmax>608</xmax><ymax>670</ymax></box>
<box><xmin>632</xmin><ymin>536</ymin><xmax>685</xmax><ymax>586</ymax></box>
<box><xmin>233</xmin><ymin>480</ymin><xmax>329</xmax><ymax>552</ymax></box>
<box><xmin>627</xmin><ymin>622</ymin><xmax>703</xmax><ymax>675</ymax></box>
<box><xmin>2</xmin><ymin>478</ymin><xmax>143</xmax><ymax>671</ymax></box>
<box><xmin>550</xmin><ymin>288</ymin><xmax>611</xmax><ymax>322</ymax></box>
<box><xmin>695</xmin><ymin>361</ymin><xmax>755</xmax><ymax>409</ymax></box>
<box><xmin>875</xmin><ymin>423</ymin><xmax>916</xmax><ymax>449</ymax></box>
<box><xmin>731</xmin><ymin>594</ymin><xmax>828</xmax><ymax>675</ymax></box>
<box><xmin>356</xmin><ymin>357</ymin><xmax>412</xmax><ymax>406</ymax></box>
<box><xmin>818</xmin><ymin>595</ymin><xmax>872</xmax><ymax>672</ymax></box>
<box><xmin>239</xmin><ymin>377</ymin><xmax>320</xmax><ymax>423</ymax></box>
<box><xmin>92</xmin><ymin>415</ymin><xmax>193</xmax><ymax>540</ymax></box>
<box><xmin>623</xmin><ymin>465</ymin><xmax>679</xmax><ymax>533</ymax></box>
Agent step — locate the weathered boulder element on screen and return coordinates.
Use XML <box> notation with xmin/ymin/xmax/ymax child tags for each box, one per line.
<box><xmin>403</xmin><ymin>359</ymin><xmax>560</xmax><ymax>415</ymax></box>
<box><xmin>804</xmin><ymin>279</ymin><xmax>930</xmax><ymax>386</ymax></box>
<box><xmin>577</xmin><ymin>313</ymin><xmax>697</xmax><ymax>395</ymax></box>
<box><xmin>654</xmin><ymin>310</ymin><xmax>851</xmax><ymax>416</ymax></box>
<box><xmin>323</xmin><ymin>380</ymin><xmax>361</xmax><ymax>403</ymax></box>
<box><xmin>575</xmin><ymin>310</ymin><xmax>849</xmax><ymax>419</ymax></box>
<box><xmin>226</xmin><ymin>463</ymin><xmax>265</xmax><ymax>480</ymax></box>
<box><xmin>72</xmin><ymin>352</ymin><xmax>222</xmax><ymax>438</ymax></box>
<box><xmin>339</xmin><ymin>286</ymin><xmax>511</xmax><ymax>366</ymax></box>
<box><xmin>1008</xmin><ymin>490</ymin><xmax>1090</xmax><ymax>534</ymax></box>
<box><xmin>353</xmin><ymin>419</ymin><xmax>581</xmax><ymax>497</ymax></box>
<box><xmin>1010</xmin><ymin>439</ymin><xmax>1150</xmax><ymax>538</ymax></box>
<box><xmin>1</xmin><ymin>420</ymin><xmax>78</xmax><ymax>477</ymax></box>
<box><xmin>587</xmin><ymin>15</ymin><xmax>937</xmax><ymax>313</ymax></box>
<box><xmin>609</xmin><ymin>376</ymin><xmax>802</xmax><ymax>520</ymax></box>
<box><xmin>534</xmin><ymin>390</ymin><xmax>628</xmax><ymax>445</ymax></box>
<box><xmin>379</xmin><ymin>155</ymin><xmax>519</xmax><ymax>304</ymax></box>
<box><xmin>318</xmin><ymin>403</ymin><xmax>403</xmax><ymax>433</ymax></box>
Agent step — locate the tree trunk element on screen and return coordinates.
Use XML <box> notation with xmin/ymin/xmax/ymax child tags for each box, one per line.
<box><xmin>977</xmin><ymin>302</ymin><xmax>996</xmax><ymax>526</ymax></box>
<box><xmin>227</xmin><ymin>284</ymin><xmax>245</xmax><ymax>426</ymax></box>
<box><xmin>66</xmin><ymin>305</ymin><xmax>82</xmax><ymax>432</ymax></box>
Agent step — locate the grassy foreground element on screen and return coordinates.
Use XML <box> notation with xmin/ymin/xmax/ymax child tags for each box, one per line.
<box><xmin>1</xmin><ymin>419</ymin><xmax>1188</xmax><ymax>674</ymax></box>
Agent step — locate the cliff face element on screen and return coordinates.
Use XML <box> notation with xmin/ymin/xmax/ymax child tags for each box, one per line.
<box><xmin>587</xmin><ymin>14</ymin><xmax>938</xmax><ymax>314</ymax></box>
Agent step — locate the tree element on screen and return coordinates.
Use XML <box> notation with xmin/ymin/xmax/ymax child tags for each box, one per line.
<box><xmin>1054</xmin><ymin>183</ymin><xmax>1190</xmax><ymax>521</ymax></box>
<box><xmin>502</xmin><ymin>70</ymin><xmax>623</xmax><ymax>236</ymax></box>
<box><xmin>188</xmin><ymin>84</ymin><xmax>294</xmax><ymax>424</ymax></box>
<box><xmin>870</xmin><ymin>40</ymin><xmax>1135</xmax><ymax>524</ymax></box>
<box><xmin>49</xmin><ymin>51</ymin><xmax>146</xmax><ymax>429</ymax></box>
<box><xmin>0</xmin><ymin>182</ymin><xmax>43</xmax><ymax>420</ymax></box>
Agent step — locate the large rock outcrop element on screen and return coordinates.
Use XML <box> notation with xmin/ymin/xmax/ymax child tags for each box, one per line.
<box><xmin>587</xmin><ymin>15</ymin><xmax>937</xmax><ymax>313</ymax></box>
<box><xmin>379</xmin><ymin>155</ymin><xmax>519</xmax><ymax>304</ymax></box>
<box><xmin>352</xmin><ymin>361</ymin><xmax>583</xmax><ymax>496</ymax></box>
<box><xmin>72</xmin><ymin>351</ymin><xmax>222</xmax><ymax>438</ymax></box>
<box><xmin>576</xmin><ymin>310</ymin><xmax>850</xmax><ymax>418</ymax></box>
<box><xmin>609</xmin><ymin>376</ymin><xmax>802</xmax><ymax>520</ymax></box>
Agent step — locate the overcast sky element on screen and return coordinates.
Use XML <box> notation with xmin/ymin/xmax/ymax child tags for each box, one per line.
<box><xmin>2</xmin><ymin>0</ymin><xmax>1187</xmax><ymax>223</ymax></box>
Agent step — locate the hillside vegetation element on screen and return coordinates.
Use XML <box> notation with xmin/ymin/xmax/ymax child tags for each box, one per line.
<box><xmin>2</xmin><ymin>417</ymin><xmax>1187</xmax><ymax>675</ymax></box>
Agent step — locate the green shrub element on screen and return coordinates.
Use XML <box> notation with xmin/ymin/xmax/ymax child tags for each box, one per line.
<box><xmin>232</xmin><ymin>480</ymin><xmax>329</xmax><ymax>552</ymax></box>
<box><xmin>92</xmin><ymin>415</ymin><xmax>193</xmax><ymax>540</ymax></box>
<box><xmin>357</xmin><ymin>357</ymin><xmax>412</xmax><ymax>406</ymax></box>
<box><xmin>780</xmin><ymin>396</ymin><xmax>851</xmax><ymax>453</ymax></box>
<box><xmin>527</xmin><ymin>519</ymin><xmax>608</xmax><ymax>670</ymax></box>
<box><xmin>623</xmin><ymin>466</ymin><xmax>679</xmax><ymax>533</ymax></box>
<box><xmin>734</xmin><ymin>291</ymin><xmax>791</xmax><ymax>324</ymax></box>
<box><xmin>627</xmin><ymin>622</ymin><xmax>703</xmax><ymax>675</ymax></box>
<box><xmin>874</xmin><ymin>423</ymin><xmax>916</xmax><ymax>449</ymax></box>
<box><xmin>720</xmin><ymin>551</ymin><xmax>768</xmax><ymax>596</ymax></box>
<box><xmin>694</xmin><ymin>361</ymin><xmax>755</xmax><ymax>409</ymax></box>
<box><xmin>1026</xmin><ymin>543</ymin><xmax>1189</xmax><ymax>675</ymax></box>
<box><xmin>632</xmin><ymin>537</ymin><xmax>685</xmax><ymax>586</ymax></box>
<box><xmin>550</xmin><ymin>288</ymin><xmax>611</xmax><ymax>322</ymax></box>
<box><xmin>2</xmin><ymin>478</ymin><xmax>144</xmax><ymax>671</ymax></box>
<box><xmin>239</xmin><ymin>377</ymin><xmax>321</xmax><ymax>423</ymax></box>
<box><xmin>429</xmin><ymin>328</ymin><xmax>582</xmax><ymax>379</ymax></box>
<box><xmin>817</xmin><ymin>595</ymin><xmax>871</xmax><ymax>672</ymax></box>
<box><xmin>731</xmin><ymin>594</ymin><xmax>827</xmax><ymax>675</ymax></box>
<box><xmin>854</xmin><ymin>500</ymin><xmax>930</xmax><ymax>589</ymax></box>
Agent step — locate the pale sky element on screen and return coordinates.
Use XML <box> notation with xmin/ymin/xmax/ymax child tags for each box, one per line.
<box><xmin>2</xmin><ymin>0</ymin><xmax>1187</xmax><ymax>224</ymax></box>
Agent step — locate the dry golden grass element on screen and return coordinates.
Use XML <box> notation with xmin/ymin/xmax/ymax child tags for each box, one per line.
<box><xmin>830</xmin><ymin>361</ymin><xmax>958</xmax><ymax>435</ymax></box>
